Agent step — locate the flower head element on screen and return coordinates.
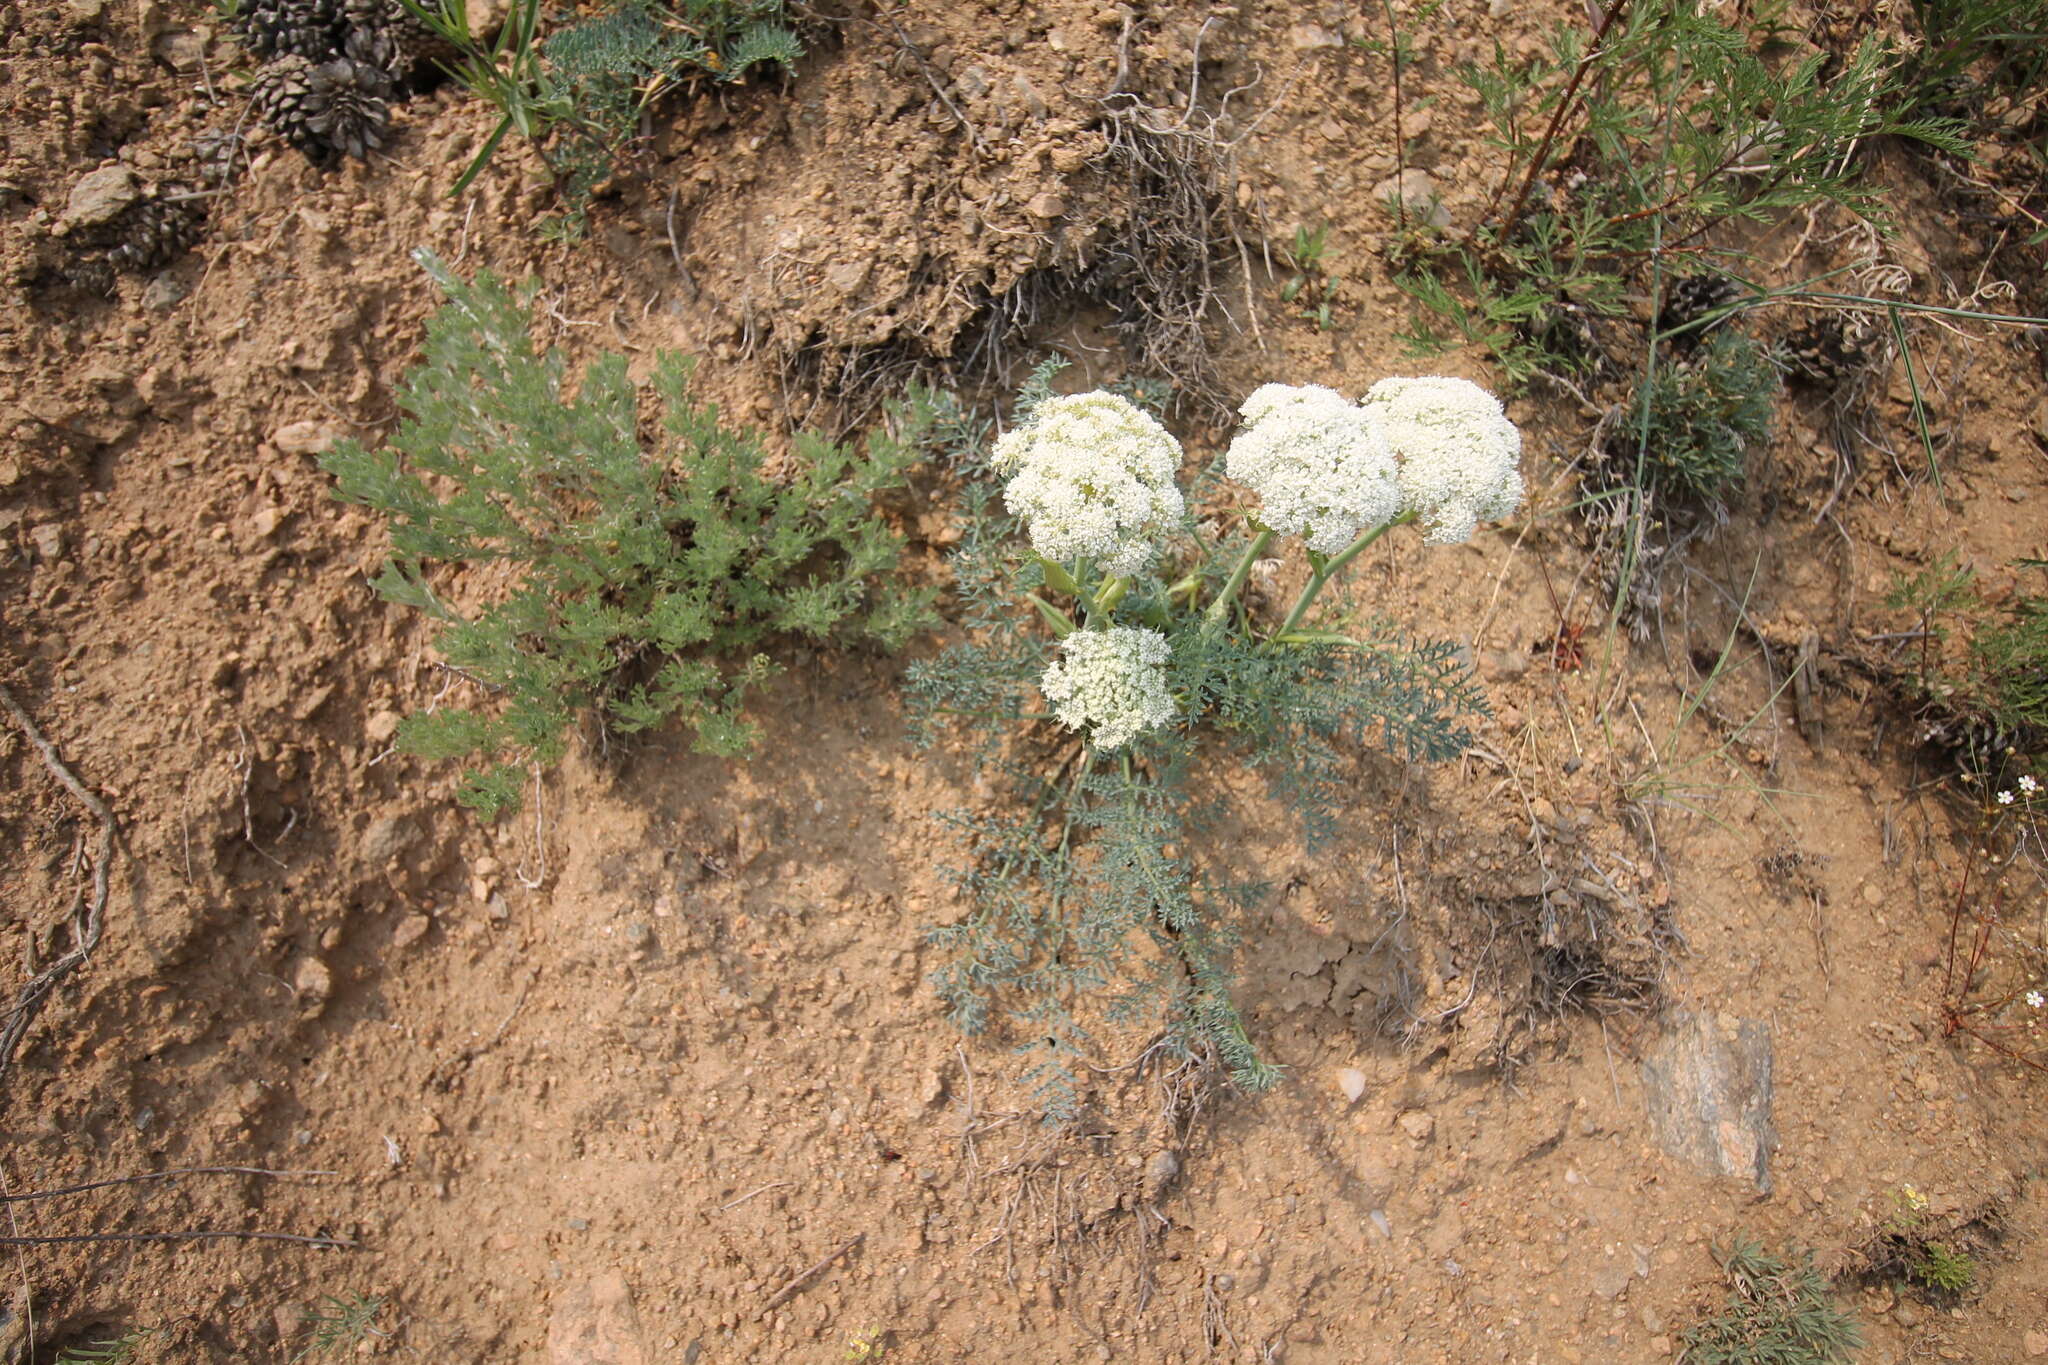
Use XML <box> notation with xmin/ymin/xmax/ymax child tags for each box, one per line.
<box><xmin>1360</xmin><ymin>376</ymin><xmax>1525</xmax><ymax>544</ymax></box>
<box><xmin>1040</xmin><ymin>626</ymin><xmax>1177</xmax><ymax>751</ymax></box>
<box><xmin>2028</xmin><ymin>989</ymin><xmax>2045</xmax><ymax>1009</ymax></box>
<box><xmin>992</xmin><ymin>391</ymin><xmax>1185</xmax><ymax>577</ymax></box>
<box><xmin>2020</xmin><ymin>774</ymin><xmax>2040</xmax><ymax>794</ymax></box>
<box><xmin>1226</xmin><ymin>384</ymin><xmax>1401</xmax><ymax>553</ymax></box>
<box><xmin>1998</xmin><ymin>790</ymin><xmax>2016</xmax><ymax>805</ymax></box>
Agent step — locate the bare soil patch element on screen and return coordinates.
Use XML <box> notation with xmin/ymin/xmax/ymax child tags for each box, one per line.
<box><xmin>2</xmin><ymin>2</ymin><xmax>2045</xmax><ymax>1361</ymax></box>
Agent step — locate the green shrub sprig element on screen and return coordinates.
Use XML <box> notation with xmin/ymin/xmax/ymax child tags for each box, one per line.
<box><xmin>324</xmin><ymin>252</ymin><xmax>936</xmax><ymax>817</ymax></box>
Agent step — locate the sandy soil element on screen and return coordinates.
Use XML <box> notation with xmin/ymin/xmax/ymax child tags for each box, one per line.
<box><xmin>2</xmin><ymin>1</ymin><xmax>2045</xmax><ymax>1361</ymax></box>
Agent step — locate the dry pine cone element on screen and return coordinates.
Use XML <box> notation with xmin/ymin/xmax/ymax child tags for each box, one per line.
<box><xmin>253</xmin><ymin>53</ymin><xmax>393</xmax><ymax>166</ymax></box>
<box><xmin>342</xmin><ymin>0</ymin><xmax>459</xmax><ymax>86</ymax></box>
<box><xmin>1778</xmin><ymin>316</ymin><xmax>1880</xmax><ymax>389</ymax></box>
<box><xmin>106</xmin><ymin>192</ymin><xmax>206</xmax><ymax>272</ymax></box>
<box><xmin>232</xmin><ymin>0</ymin><xmax>346</xmax><ymax>61</ymax></box>
<box><xmin>1657</xmin><ymin>274</ymin><xmax>1743</xmax><ymax>345</ymax></box>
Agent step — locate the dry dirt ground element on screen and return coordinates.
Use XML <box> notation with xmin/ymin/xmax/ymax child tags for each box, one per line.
<box><xmin>3</xmin><ymin>1</ymin><xmax>2047</xmax><ymax>1362</ymax></box>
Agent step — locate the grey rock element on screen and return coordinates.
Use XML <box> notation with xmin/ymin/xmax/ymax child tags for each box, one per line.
<box><xmin>64</xmin><ymin>166</ymin><xmax>140</xmax><ymax>229</ymax></box>
<box><xmin>152</xmin><ymin>28</ymin><xmax>207</xmax><ymax>72</ymax></box>
<box><xmin>1372</xmin><ymin>169</ymin><xmax>1452</xmax><ymax>230</ymax></box>
<box><xmin>1142</xmin><ymin>1149</ymin><xmax>1181</xmax><ymax>1203</ymax></box>
<box><xmin>825</xmin><ymin>259</ymin><xmax>870</xmax><ymax>296</ymax></box>
<box><xmin>547</xmin><ymin>1271</ymin><xmax>649</xmax><ymax>1365</ymax></box>
<box><xmin>953</xmin><ymin>64</ymin><xmax>990</xmax><ymax>100</ymax></box>
<box><xmin>142</xmin><ymin>274</ymin><xmax>188</xmax><ymax>311</ymax></box>
<box><xmin>362</xmin><ymin>815</ymin><xmax>420</xmax><ymax>868</ymax></box>
<box><xmin>1640</xmin><ymin>1009</ymin><xmax>1775</xmax><ymax>1191</ymax></box>
<box><xmin>623</xmin><ymin>921</ymin><xmax>653</xmax><ymax>959</ymax></box>
<box><xmin>293</xmin><ymin>957</ymin><xmax>333</xmax><ymax>1017</ymax></box>
<box><xmin>270</xmin><ymin>419</ymin><xmax>345</xmax><ymax>456</ymax></box>
<box><xmin>1336</xmin><ymin>1067</ymin><xmax>1368</xmax><ymax>1104</ymax></box>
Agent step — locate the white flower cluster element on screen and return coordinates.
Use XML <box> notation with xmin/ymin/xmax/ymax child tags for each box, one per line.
<box><xmin>1040</xmin><ymin>626</ymin><xmax>1177</xmax><ymax>751</ymax></box>
<box><xmin>1226</xmin><ymin>384</ymin><xmax>1401</xmax><ymax>554</ymax></box>
<box><xmin>1361</xmin><ymin>376</ymin><xmax>1524</xmax><ymax>545</ymax></box>
<box><xmin>992</xmin><ymin>391</ymin><xmax>1186</xmax><ymax>577</ymax></box>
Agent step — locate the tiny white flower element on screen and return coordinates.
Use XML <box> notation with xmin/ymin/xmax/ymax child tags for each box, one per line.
<box><xmin>1998</xmin><ymin>790</ymin><xmax>2015</xmax><ymax>805</ymax></box>
<box><xmin>2026</xmin><ymin>989</ymin><xmax>2045</xmax><ymax>1008</ymax></box>
<box><xmin>1039</xmin><ymin>626</ymin><xmax>1177</xmax><ymax>751</ymax></box>
<box><xmin>1360</xmin><ymin>375</ymin><xmax>1525</xmax><ymax>544</ymax></box>
<box><xmin>1226</xmin><ymin>384</ymin><xmax>1401</xmax><ymax>554</ymax></box>
<box><xmin>2020</xmin><ymin>774</ymin><xmax>2040</xmax><ymax>793</ymax></box>
<box><xmin>992</xmin><ymin>391</ymin><xmax>1185</xmax><ymax>577</ymax></box>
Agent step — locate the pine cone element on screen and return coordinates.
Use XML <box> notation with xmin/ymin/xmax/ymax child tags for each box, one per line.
<box><xmin>188</xmin><ymin>128</ymin><xmax>250</xmax><ymax>188</ymax></box>
<box><xmin>106</xmin><ymin>191</ymin><xmax>206</xmax><ymax>272</ymax></box>
<box><xmin>342</xmin><ymin>0</ymin><xmax>458</xmax><ymax>87</ymax></box>
<box><xmin>1778</xmin><ymin>317</ymin><xmax>1879</xmax><ymax>389</ymax></box>
<box><xmin>1656</xmin><ymin>274</ymin><xmax>1743</xmax><ymax>345</ymax></box>
<box><xmin>254</xmin><ymin>53</ymin><xmax>393</xmax><ymax>166</ymax></box>
<box><xmin>233</xmin><ymin>0</ymin><xmax>346</xmax><ymax>61</ymax></box>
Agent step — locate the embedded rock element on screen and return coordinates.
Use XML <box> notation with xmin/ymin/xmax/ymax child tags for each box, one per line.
<box><xmin>1372</xmin><ymin>169</ymin><xmax>1452</xmax><ymax>230</ymax></box>
<box><xmin>1640</xmin><ymin>1009</ymin><xmax>1775</xmax><ymax>1191</ymax></box>
<box><xmin>64</xmin><ymin>167</ymin><xmax>142</xmax><ymax>230</ymax></box>
<box><xmin>547</xmin><ymin>1272</ymin><xmax>649</xmax><ymax>1365</ymax></box>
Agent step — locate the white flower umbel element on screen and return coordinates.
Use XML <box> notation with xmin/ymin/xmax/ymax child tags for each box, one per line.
<box><xmin>1226</xmin><ymin>384</ymin><xmax>1401</xmax><ymax>554</ymax></box>
<box><xmin>1361</xmin><ymin>376</ymin><xmax>1525</xmax><ymax>544</ymax></box>
<box><xmin>991</xmin><ymin>391</ymin><xmax>1185</xmax><ymax>578</ymax></box>
<box><xmin>1040</xmin><ymin>626</ymin><xmax>1176</xmax><ymax>751</ymax></box>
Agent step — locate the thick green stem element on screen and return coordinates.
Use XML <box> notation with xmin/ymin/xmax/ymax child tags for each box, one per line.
<box><xmin>1090</xmin><ymin>576</ymin><xmax>1131</xmax><ymax>618</ymax></box>
<box><xmin>1202</xmin><ymin>528</ymin><xmax>1275</xmax><ymax>637</ymax></box>
<box><xmin>1025</xmin><ymin>593</ymin><xmax>1078</xmax><ymax>638</ymax></box>
<box><xmin>1269</xmin><ymin>512</ymin><xmax>1415</xmax><ymax>644</ymax></box>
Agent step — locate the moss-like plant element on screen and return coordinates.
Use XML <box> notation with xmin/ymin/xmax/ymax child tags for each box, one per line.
<box><xmin>1619</xmin><ymin>331</ymin><xmax>1780</xmax><ymax>502</ymax></box>
<box><xmin>1681</xmin><ymin>1238</ymin><xmax>1862</xmax><ymax>1365</ymax></box>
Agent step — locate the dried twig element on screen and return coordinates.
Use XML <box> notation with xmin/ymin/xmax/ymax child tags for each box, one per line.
<box><xmin>0</xmin><ymin>1229</ymin><xmax>353</xmax><ymax>1249</ymax></box>
<box><xmin>664</xmin><ymin>188</ymin><xmax>699</xmax><ymax>300</ymax></box>
<box><xmin>716</xmin><ymin>1182</ymin><xmax>792</xmax><ymax>1213</ymax></box>
<box><xmin>0</xmin><ymin>1165</ymin><xmax>337</xmax><ymax>1205</ymax></box>
<box><xmin>233</xmin><ymin>723</ymin><xmax>286</xmax><ymax>870</ymax></box>
<box><xmin>0</xmin><ymin>685</ymin><xmax>116</xmax><ymax>1093</ymax></box>
<box><xmin>758</xmin><ymin>1232</ymin><xmax>863</xmax><ymax>1317</ymax></box>
<box><xmin>886</xmin><ymin>20</ymin><xmax>982</xmax><ymax>153</ymax></box>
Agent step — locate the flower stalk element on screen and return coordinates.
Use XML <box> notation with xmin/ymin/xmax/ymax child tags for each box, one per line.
<box><xmin>1202</xmin><ymin>528</ymin><xmax>1275</xmax><ymax>637</ymax></box>
<box><xmin>1268</xmin><ymin>511</ymin><xmax>1416</xmax><ymax>644</ymax></box>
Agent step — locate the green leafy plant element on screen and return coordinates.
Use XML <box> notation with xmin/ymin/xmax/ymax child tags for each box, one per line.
<box><xmin>1974</xmin><ymin>573</ymin><xmax>2048</xmax><ymax>739</ymax></box>
<box><xmin>55</xmin><ymin>1331</ymin><xmax>156</xmax><ymax>1365</ymax></box>
<box><xmin>293</xmin><ymin>1294</ymin><xmax>387</xmax><ymax>1360</ymax></box>
<box><xmin>1908</xmin><ymin>1241</ymin><xmax>1977</xmax><ymax>1297</ymax></box>
<box><xmin>1903</xmin><ymin>0</ymin><xmax>2048</xmax><ymax>105</ymax></box>
<box><xmin>1680</xmin><ymin>1238</ymin><xmax>1862</xmax><ymax>1365</ymax></box>
<box><xmin>907</xmin><ymin>364</ymin><xmax>1507</xmax><ymax>1116</ymax></box>
<box><xmin>403</xmin><ymin>0</ymin><xmax>800</xmax><ymax>220</ymax></box>
<box><xmin>323</xmin><ymin>252</ymin><xmax>936</xmax><ymax>817</ymax></box>
<box><xmin>1870</xmin><ymin>1185</ymin><xmax>1988</xmax><ymax>1300</ymax></box>
<box><xmin>1880</xmin><ymin>557</ymin><xmax>2048</xmax><ymax>751</ymax></box>
<box><xmin>1279</xmin><ymin>224</ymin><xmax>1341</xmax><ymax>331</ymax></box>
<box><xmin>1615</xmin><ymin>332</ymin><xmax>1780</xmax><ymax>502</ymax></box>
<box><xmin>1394</xmin><ymin>0</ymin><xmax>1967</xmax><ymax>384</ymax></box>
